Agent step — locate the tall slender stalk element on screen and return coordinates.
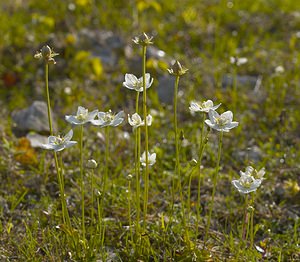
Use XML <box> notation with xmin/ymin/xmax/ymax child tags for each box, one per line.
<box><xmin>45</xmin><ymin>63</ymin><xmax>70</xmax><ymax>228</ymax></box>
<box><xmin>59</xmin><ymin>155</ymin><xmax>71</xmax><ymax>228</ymax></box>
<box><xmin>142</xmin><ymin>45</ymin><xmax>149</xmax><ymax>230</ymax></box>
<box><xmin>205</xmin><ymin>131</ymin><xmax>223</xmax><ymax>242</ymax></box>
<box><xmin>127</xmin><ymin>176</ymin><xmax>133</xmax><ymax>244</ymax></box>
<box><xmin>250</xmin><ymin>193</ymin><xmax>255</xmax><ymax>248</ymax></box>
<box><xmin>196</xmin><ymin>113</ymin><xmax>205</xmax><ymax>236</ymax></box>
<box><xmin>90</xmin><ymin>169</ymin><xmax>95</xmax><ymax>224</ymax></box>
<box><xmin>242</xmin><ymin>194</ymin><xmax>249</xmax><ymax>242</ymax></box>
<box><xmin>79</xmin><ymin>125</ymin><xmax>85</xmax><ymax>240</ymax></box>
<box><xmin>135</xmin><ymin>92</ymin><xmax>141</xmax><ymax>234</ymax></box>
<box><xmin>173</xmin><ymin>75</ymin><xmax>180</xmax><ymax>195</ymax></box>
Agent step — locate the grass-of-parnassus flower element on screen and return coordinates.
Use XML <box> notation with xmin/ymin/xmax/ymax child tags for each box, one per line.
<box><xmin>140</xmin><ymin>151</ymin><xmax>156</xmax><ymax>167</ymax></box>
<box><xmin>128</xmin><ymin>113</ymin><xmax>152</xmax><ymax>131</ymax></box>
<box><xmin>91</xmin><ymin>110</ymin><xmax>125</xmax><ymax>127</ymax></box>
<box><xmin>123</xmin><ymin>73</ymin><xmax>154</xmax><ymax>92</ymax></box>
<box><xmin>205</xmin><ymin>109</ymin><xmax>239</xmax><ymax>132</ymax></box>
<box><xmin>167</xmin><ymin>60</ymin><xmax>188</xmax><ymax>76</ymax></box>
<box><xmin>232</xmin><ymin>166</ymin><xmax>265</xmax><ymax>194</ymax></box>
<box><xmin>132</xmin><ymin>32</ymin><xmax>154</xmax><ymax>46</ymax></box>
<box><xmin>34</xmin><ymin>45</ymin><xmax>59</xmax><ymax>64</ymax></box>
<box><xmin>65</xmin><ymin>106</ymin><xmax>98</xmax><ymax>125</ymax></box>
<box><xmin>42</xmin><ymin>129</ymin><xmax>77</xmax><ymax>152</ymax></box>
<box><xmin>189</xmin><ymin>100</ymin><xmax>221</xmax><ymax>113</ymax></box>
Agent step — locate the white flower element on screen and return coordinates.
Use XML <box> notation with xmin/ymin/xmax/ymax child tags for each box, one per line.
<box><xmin>140</xmin><ymin>151</ymin><xmax>156</xmax><ymax>167</ymax></box>
<box><xmin>91</xmin><ymin>110</ymin><xmax>125</xmax><ymax>127</ymax></box>
<box><xmin>189</xmin><ymin>100</ymin><xmax>221</xmax><ymax>113</ymax></box>
<box><xmin>128</xmin><ymin>113</ymin><xmax>152</xmax><ymax>130</ymax></box>
<box><xmin>65</xmin><ymin>106</ymin><xmax>98</xmax><ymax>125</ymax></box>
<box><xmin>232</xmin><ymin>166</ymin><xmax>265</xmax><ymax>194</ymax></box>
<box><xmin>230</xmin><ymin>56</ymin><xmax>248</xmax><ymax>66</ymax></box>
<box><xmin>205</xmin><ymin>109</ymin><xmax>238</xmax><ymax>132</ymax></box>
<box><xmin>123</xmin><ymin>73</ymin><xmax>153</xmax><ymax>92</ymax></box>
<box><xmin>42</xmin><ymin>129</ymin><xmax>77</xmax><ymax>152</ymax></box>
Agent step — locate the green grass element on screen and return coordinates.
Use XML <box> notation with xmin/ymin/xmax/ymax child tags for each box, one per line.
<box><xmin>0</xmin><ymin>0</ymin><xmax>300</xmax><ymax>260</ymax></box>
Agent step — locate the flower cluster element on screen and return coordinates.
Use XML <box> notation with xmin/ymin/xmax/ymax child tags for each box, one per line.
<box><xmin>128</xmin><ymin>113</ymin><xmax>152</xmax><ymax>131</ymax></box>
<box><xmin>232</xmin><ymin>166</ymin><xmax>265</xmax><ymax>194</ymax></box>
<box><xmin>189</xmin><ymin>99</ymin><xmax>238</xmax><ymax>132</ymax></box>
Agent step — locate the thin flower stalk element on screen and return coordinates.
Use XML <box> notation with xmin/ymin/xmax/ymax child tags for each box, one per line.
<box><xmin>135</xmin><ymin>91</ymin><xmax>141</xmax><ymax>234</ymax></box>
<box><xmin>79</xmin><ymin>125</ymin><xmax>85</xmax><ymax>240</ymax></box>
<box><xmin>173</xmin><ymin>75</ymin><xmax>189</xmax><ymax>241</ymax></box>
<box><xmin>196</xmin><ymin>114</ymin><xmax>209</xmax><ymax>236</ymax></box>
<box><xmin>142</xmin><ymin>45</ymin><xmax>150</xmax><ymax>230</ymax></box>
<box><xmin>205</xmin><ymin>131</ymin><xmax>223</xmax><ymax>242</ymax></box>
<box><xmin>127</xmin><ymin>175</ymin><xmax>133</xmax><ymax>245</ymax></box>
<box><xmin>59</xmin><ymin>154</ymin><xmax>71</xmax><ymax>227</ymax></box>
<box><xmin>87</xmin><ymin>159</ymin><xmax>98</xmax><ymax>224</ymax></box>
<box><xmin>42</xmin><ymin>56</ymin><xmax>71</xmax><ymax>228</ymax></box>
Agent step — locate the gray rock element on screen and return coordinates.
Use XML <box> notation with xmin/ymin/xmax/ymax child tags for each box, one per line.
<box><xmin>12</xmin><ymin>101</ymin><xmax>56</xmax><ymax>136</ymax></box>
<box><xmin>157</xmin><ymin>75</ymin><xmax>175</xmax><ymax>104</ymax></box>
<box><xmin>222</xmin><ymin>74</ymin><xmax>259</xmax><ymax>89</ymax></box>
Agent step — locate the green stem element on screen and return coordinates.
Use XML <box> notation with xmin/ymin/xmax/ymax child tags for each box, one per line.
<box><xmin>170</xmin><ymin>75</ymin><xmax>180</xmax><ymax>219</ymax></box>
<box><xmin>142</xmin><ymin>45</ymin><xmax>149</xmax><ymax>230</ymax></box>
<box><xmin>45</xmin><ymin>64</ymin><xmax>53</xmax><ymax>135</ymax></box>
<box><xmin>58</xmin><ymin>154</ymin><xmax>71</xmax><ymax>228</ymax></box>
<box><xmin>174</xmin><ymin>75</ymin><xmax>180</xmax><ymax>189</ymax></box>
<box><xmin>135</xmin><ymin>92</ymin><xmax>141</xmax><ymax>234</ymax></box>
<box><xmin>205</xmin><ymin>131</ymin><xmax>223</xmax><ymax>242</ymax></box>
<box><xmin>90</xmin><ymin>169</ymin><xmax>95</xmax><ymax>224</ymax></box>
<box><xmin>44</xmin><ymin>63</ymin><xmax>68</xmax><ymax>227</ymax></box>
<box><xmin>173</xmin><ymin>75</ymin><xmax>189</xmax><ymax>245</ymax></box>
<box><xmin>242</xmin><ymin>194</ymin><xmax>249</xmax><ymax>242</ymax></box>
<box><xmin>100</xmin><ymin>126</ymin><xmax>110</xmax><ymax>250</ymax></box>
<box><xmin>250</xmin><ymin>193</ymin><xmax>255</xmax><ymax>248</ymax></box>
<box><xmin>128</xmin><ymin>179</ymin><xmax>133</xmax><ymax>244</ymax></box>
<box><xmin>196</xmin><ymin>113</ymin><xmax>206</xmax><ymax>236</ymax></box>
<box><xmin>79</xmin><ymin>125</ymin><xmax>85</xmax><ymax>240</ymax></box>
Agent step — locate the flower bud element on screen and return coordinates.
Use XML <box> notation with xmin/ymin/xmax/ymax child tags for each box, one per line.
<box><xmin>167</xmin><ymin>60</ymin><xmax>188</xmax><ymax>76</ymax></box>
<box><xmin>190</xmin><ymin>159</ymin><xmax>198</xmax><ymax>166</ymax></box>
<box><xmin>34</xmin><ymin>45</ymin><xmax>59</xmax><ymax>64</ymax></box>
<box><xmin>247</xmin><ymin>205</ymin><xmax>254</xmax><ymax>212</ymax></box>
<box><xmin>86</xmin><ymin>159</ymin><xmax>98</xmax><ymax>169</ymax></box>
<box><xmin>132</xmin><ymin>32</ymin><xmax>154</xmax><ymax>46</ymax></box>
<box><xmin>41</xmin><ymin>45</ymin><xmax>52</xmax><ymax>58</ymax></box>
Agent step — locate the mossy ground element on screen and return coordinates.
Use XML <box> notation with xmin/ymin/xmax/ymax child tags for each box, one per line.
<box><xmin>0</xmin><ymin>0</ymin><xmax>299</xmax><ymax>261</ymax></box>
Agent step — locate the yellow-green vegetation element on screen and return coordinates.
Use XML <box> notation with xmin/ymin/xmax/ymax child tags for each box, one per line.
<box><xmin>0</xmin><ymin>0</ymin><xmax>300</xmax><ymax>260</ymax></box>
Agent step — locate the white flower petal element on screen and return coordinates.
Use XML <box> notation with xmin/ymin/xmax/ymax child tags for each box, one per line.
<box><xmin>65</xmin><ymin>115</ymin><xmax>82</xmax><ymax>125</ymax></box>
<box><xmin>77</xmin><ymin>106</ymin><xmax>87</xmax><ymax>115</ymax></box>
<box><xmin>225</xmin><ymin>121</ymin><xmax>239</xmax><ymax>130</ymax></box>
<box><xmin>208</xmin><ymin>109</ymin><xmax>220</xmax><ymax>124</ymax></box>
<box><xmin>87</xmin><ymin>110</ymin><xmax>98</xmax><ymax>121</ymax></box>
<box><xmin>63</xmin><ymin>129</ymin><xmax>74</xmax><ymax>142</ymax></box>
<box><xmin>64</xmin><ymin>141</ymin><xmax>78</xmax><ymax>149</ymax></box>
<box><xmin>221</xmin><ymin>111</ymin><xmax>233</xmax><ymax>122</ymax></box>
<box><xmin>204</xmin><ymin>119</ymin><xmax>214</xmax><ymax>129</ymax></box>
